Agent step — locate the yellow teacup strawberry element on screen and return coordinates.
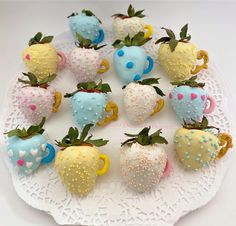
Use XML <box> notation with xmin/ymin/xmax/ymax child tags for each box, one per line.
<box><xmin>22</xmin><ymin>32</ymin><xmax>66</xmax><ymax>81</ymax></box>
<box><xmin>54</xmin><ymin>124</ymin><xmax>109</xmax><ymax>196</ymax></box>
<box><xmin>175</xmin><ymin>117</ymin><xmax>233</xmax><ymax>170</ymax></box>
<box><xmin>156</xmin><ymin>24</ymin><xmax>209</xmax><ymax>81</ymax></box>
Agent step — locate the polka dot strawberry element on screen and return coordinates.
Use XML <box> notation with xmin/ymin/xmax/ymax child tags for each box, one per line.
<box><xmin>112</xmin><ymin>4</ymin><xmax>153</xmax><ymax>40</ymax></box>
<box><xmin>68</xmin><ymin>33</ymin><xmax>110</xmax><ymax>83</ymax></box>
<box><xmin>155</xmin><ymin>24</ymin><xmax>209</xmax><ymax>81</ymax></box>
<box><xmin>68</xmin><ymin>9</ymin><xmax>105</xmax><ymax>44</ymax></box>
<box><xmin>64</xmin><ymin>81</ymin><xmax>118</xmax><ymax>128</ymax></box>
<box><xmin>5</xmin><ymin>117</ymin><xmax>55</xmax><ymax>175</ymax></box>
<box><xmin>17</xmin><ymin>72</ymin><xmax>62</xmax><ymax>124</ymax></box>
<box><xmin>169</xmin><ymin>76</ymin><xmax>216</xmax><ymax>123</ymax></box>
<box><xmin>120</xmin><ymin>127</ymin><xmax>171</xmax><ymax>193</ymax></box>
<box><xmin>123</xmin><ymin>78</ymin><xmax>165</xmax><ymax>123</ymax></box>
<box><xmin>113</xmin><ymin>32</ymin><xmax>154</xmax><ymax>84</ymax></box>
<box><xmin>174</xmin><ymin>117</ymin><xmax>233</xmax><ymax>170</ymax></box>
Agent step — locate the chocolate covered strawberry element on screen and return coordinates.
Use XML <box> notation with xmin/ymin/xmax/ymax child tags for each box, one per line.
<box><xmin>17</xmin><ymin>72</ymin><xmax>62</xmax><ymax>124</ymax></box>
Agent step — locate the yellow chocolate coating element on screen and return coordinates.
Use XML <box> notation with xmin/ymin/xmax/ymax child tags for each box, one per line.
<box><xmin>54</xmin><ymin>146</ymin><xmax>101</xmax><ymax>196</ymax></box>
<box><xmin>158</xmin><ymin>42</ymin><xmax>198</xmax><ymax>81</ymax></box>
<box><xmin>22</xmin><ymin>43</ymin><xmax>58</xmax><ymax>81</ymax></box>
<box><xmin>175</xmin><ymin>128</ymin><xmax>220</xmax><ymax>170</ymax></box>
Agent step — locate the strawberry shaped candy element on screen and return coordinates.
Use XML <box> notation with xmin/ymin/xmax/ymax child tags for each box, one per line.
<box><xmin>55</xmin><ymin>124</ymin><xmax>109</xmax><ymax>196</ymax></box>
<box><xmin>68</xmin><ymin>33</ymin><xmax>110</xmax><ymax>83</ymax></box>
<box><xmin>17</xmin><ymin>72</ymin><xmax>62</xmax><ymax>124</ymax></box>
<box><xmin>175</xmin><ymin>117</ymin><xmax>233</xmax><ymax>170</ymax></box>
<box><xmin>156</xmin><ymin>24</ymin><xmax>209</xmax><ymax>81</ymax></box>
<box><xmin>5</xmin><ymin>117</ymin><xmax>55</xmax><ymax>175</ymax></box>
<box><xmin>22</xmin><ymin>32</ymin><xmax>66</xmax><ymax>81</ymax></box>
<box><xmin>123</xmin><ymin>78</ymin><xmax>165</xmax><ymax>123</ymax></box>
<box><xmin>169</xmin><ymin>76</ymin><xmax>216</xmax><ymax>123</ymax></box>
<box><xmin>68</xmin><ymin>10</ymin><xmax>105</xmax><ymax>44</ymax></box>
<box><xmin>120</xmin><ymin>127</ymin><xmax>171</xmax><ymax>193</ymax></box>
<box><xmin>113</xmin><ymin>32</ymin><xmax>154</xmax><ymax>84</ymax></box>
<box><xmin>112</xmin><ymin>4</ymin><xmax>153</xmax><ymax>40</ymax></box>
<box><xmin>65</xmin><ymin>81</ymin><xmax>118</xmax><ymax>128</ymax></box>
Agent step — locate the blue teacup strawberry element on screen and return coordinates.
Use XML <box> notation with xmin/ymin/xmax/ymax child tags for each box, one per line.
<box><xmin>5</xmin><ymin>117</ymin><xmax>55</xmax><ymax>175</ymax></box>
<box><xmin>68</xmin><ymin>10</ymin><xmax>105</xmax><ymax>44</ymax></box>
<box><xmin>113</xmin><ymin>32</ymin><xmax>154</xmax><ymax>84</ymax></box>
<box><xmin>65</xmin><ymin>81</ymin><xmax>118</xmax><ymax>128</ymax></box>
<box><xmin>169</xmin><ymin>76</ymin><xmax>216</xmax><ymax>123</ymax></box>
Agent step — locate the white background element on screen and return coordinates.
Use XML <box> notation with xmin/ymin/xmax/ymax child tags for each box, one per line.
<box><xmin>0</xmin><ymin>0</ymin><xmax>236</xmax><ymax>225</ymax></box>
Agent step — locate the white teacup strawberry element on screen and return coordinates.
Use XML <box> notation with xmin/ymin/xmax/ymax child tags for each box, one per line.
<box><xmin>113</xmin><ymin>32</ymin><xmax>154</xmax><ymax>84</ymax></box>
<box><xmin>175</xmin><ymin>117</ymin><xmax>233</xmax><ymax>170</ymax></box>
<box><xmin>120</xmin><ymin>127</ymin><xmax>171</xmax><ymax>193</ymax></box>
<box><xmin>17</xmin><ymin>72</ymin><xmax>62</xmax><ymax>124</ymax></box>
<box><xmin>112</xmin><ymin>4</ymin><xmax>153</xmax><ymax>40</ymax></box>
<box><xmin>64</xmin><ymin>81</ymin><xmax>118</xmax><ymax>128</ymax></box>
<box><xmin>169</xmin><ymin>76</ymin><xmax>216</xmax><ymax>123</ymax></box>
<box><xmin>22</xmin><ymin>32</ymin><xmax>66</xmax><ymax>81</ymax></box>
<box><xmin>68</xmin><ymin>33</ymin><xmax>110</xmax><ymax>83</ymax></box>
<box><xmin>55</xmin><ymin>124</ymin><xmax>109</xmax><ymax>196</ymax></box>
<box><xmin>5</xmin><ymin>117</ymin><xmax>55</xmax><ymax>175</ymax></box>
<box><xmin>156</xmin><ymin>24</ymin><xmax>209</xmax><ymax>81</ymax></box>
<box><xmin>123</xmin><ymin>78</ymin><xmax>165</xmax><ymax>123</ymax></box>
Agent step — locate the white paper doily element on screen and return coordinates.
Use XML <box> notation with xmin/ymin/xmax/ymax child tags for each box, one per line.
<box><xmin>0</xmin><ymin>25</ymin><xmax>236</xmax><ymax>226</ymax></box>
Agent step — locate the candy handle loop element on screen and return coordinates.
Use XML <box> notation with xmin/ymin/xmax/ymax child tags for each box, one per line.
<box><xmin>98</xmin><ymin>59</ymin><xmax>110</xmax><ymax>74</ymax></box>
<box><xmin>97</xmin><ymin>154</ymin><xmax>110</xmax><ymax>176</ymax></box>
<box><xmin>52</xmin><ymin>91</ymin><xmax>62</xmax><ymax>113</ymax></box>
<box><xmin>143</xmin><ymin>56</ymin><xmax>154</xmax><ymax>75</ymax></box>
<box><xmin>204</xmin><ymin>95</ymin><xmax>216</xmax><ymax>114</ymax></box>
<box><xmin>97</xmin><ymin>101</ymin><xmax>118</xmax><ymax>126</ymax></box>
<box><xmin>143</xmin><ymin>24</ymin><xmax>153</xmax><ymax>38</ymax></box>
<box><xmin>161</xmin><ymin>158</ymin><xmax>172</xmax><ymax>179</ymax></box>
<box><xmin>56</xmin><ymin>51</ymin><xmax>67</xmax><ymax>68</ymax></box>
<box><xmin>191</xmin><ymin>50</ymin><xmax>209</xmax><ymax>74</ymax></box>
<box><xmin>41</xmin><ymin>143</ymin><xmax>55</xmax><ymax>164</ymax></box>
<box><xmin>151</xmin><ymin>99</ymin><xmax>165</xmax><ymax>116</ymax></box>
<box><xmin>93</xmin><ymin>29</ymin><xmax>105</xmax><ymax>44</ymax></box>
<box><xmin>217</xmin><ymin>133</ymin><xmax>233</xmax><ymax>159</ymax></box>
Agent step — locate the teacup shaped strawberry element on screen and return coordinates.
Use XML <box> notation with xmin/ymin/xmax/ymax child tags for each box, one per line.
<box><xmin>65</xmin><ymin>81</ymin><xmax>118</xmax><ymax>128</ymax></box>
<box><xmin>120</xmin><ymin>127</ymin><xmax>171</xmax><ymax>193</ymax></box>
<box><xmin>156</xmin><ymin>24</ymin><xmax>209</xmax><ymax>81</ymax></box>
<box><xmin>17</xmin><ymin>72</ymin><xmax>62</xmax><ymax>124</ymax></box>
<box><xmin>169</xmin><ymin>76</ymin><xmax>216</xmax><ymax>123</ymax></box>
<box><xmin>123</xmin><ymin>78</ymin><xmax>165</xmax><ymax>123</ymax></box>
<box><xmin>112</xmin><ymin>4</ymin><xmax>153</xmax><ymax>40</ymax></box>
<box><xmin>68</xmin><ymin>9</ymin><xmax>105</xmax><ymax>44</ymax></box>
<box><xmin>55</xmin><ymin>124</ymin><xmax>109</xmax><ymax>196</ymax></box>
<box><xmin>22</xmin><ymin>32</ymin><xmax>66</xmax><ymax>81</ymax></box>
<box><xmin>113</xmin><ymin>32</ymin><xmax>154</xmax><ymax>84</ymax></box>
<box><xmin>68</xmin><ymin>33</ymin><xmax>110</xmax><ymax>83</ymax></box>
<box><xmin>175</xmin><ymin>117</ymin><xmax>233</xmax><ymax>170</ymax></box>
<box><xmin>5</xmin><ymin>117</ymin><xmax>55</xmax><ymax>175</ymax></box>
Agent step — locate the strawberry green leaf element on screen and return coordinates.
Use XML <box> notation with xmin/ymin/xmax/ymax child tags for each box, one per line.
<box><xmin>180</xmin><ymin>24</ymin><xmax>188</xmax><ymax>39</ymax></box>
<box><xmin>169</xmin><ymin>38</ymin><xmax>179</xmax><ymax>52</ymax></box>
<box><xmin>112</xmin><ymin>5</ymin><xmax>145</xmax><ymax>19</ymax></box>
<box><xmin>28</xmin><ymin>32</ymin><xmax>54</xmax><ymax>46</ymax></box>
<box><xmin>67</xmin><ymin>12</ymin><xmax>78</xmax><ymax>18</ymax></box>
<box><xmin>82</xmin><ymin>9</ymin><xmax>102</xmax><ymax>23</ymax></box>
<box><xmin>155</xmin><ymin>37</ymin><xmax>171</xmax><ymax>45</ymax></box>
<box><xmin>170</xmin><ymin>76</ymin><xmax>205</xmax><ymax>88</ymax></box>
<box><xmin>41</xmin><ymin>36</ymin><xmax>54</xmax><ymax>44</ymax></box>
<box><xmin>161</xmin><ymin>27</ymin><xmax>176</xmax><ymax>39</ymax></box>
<box><xmin>153</xmin><ymin>86</ymin><xmax>165</xmax><ymax>97</ymax></box>
<box><xmin>87</xmin><ymin>138</ymin><xmax>109</xmax><ymax>147</ymax></box>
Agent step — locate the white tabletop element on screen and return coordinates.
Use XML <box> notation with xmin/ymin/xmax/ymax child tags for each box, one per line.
<box><xmin>1</xmin><ymin>1</ymin><xmax>236</xmax><ymax>225</ymax></box>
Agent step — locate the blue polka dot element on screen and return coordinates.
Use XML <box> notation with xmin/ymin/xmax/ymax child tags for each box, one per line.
<box><xmin>117</xmin><ymin>50</ymin><xmax>124</xmax><ymax>57</ymax></box>
<box><xmin>134</xmin><ymin>74</ymin><xmax>141</xmax><ymax>81</ymax></box>
<box><xmin>126</xmin><ymin>61</ymin><xmax>134</xmax><ymax>69</ymax></box>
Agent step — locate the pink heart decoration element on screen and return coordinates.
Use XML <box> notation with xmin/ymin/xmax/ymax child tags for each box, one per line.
<box><xmin>29</xmin><ymin>104</ymin><xmax>36</xmax><ymax>111</ymax></box>
<box><xmin>169</xmin><ymin>93</ymin><xmax>173</xmax><ymax>99</ymax></box>
<box><xmin>177</xmin><ymin>93</ymin><xmax>183</xmax><ymax>100</ymax></box>
<box><xmin>17</xmin><ymin>159</ymin><xmax>24</xmax><ymax>166</ymax></box>
<box><xmin>190</xmin><ymin>93</ymin><xmax>197</xmax><ymax>100</ymax></box>
<box><xmin>25</xmin><ymin>54</ymin><xmax>30</xmax><ymax>60</ymax></box>
<box><xmin>201</xmin><ymin>95</ymin><xmax>206</xmax><ymax>101</ymax></box>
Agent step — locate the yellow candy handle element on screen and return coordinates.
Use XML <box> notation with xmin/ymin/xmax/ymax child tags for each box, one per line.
<box><xmin>191</xmin><ymin>50</ymin><xmax>209</xmax><ymax>74</ymax></box>
<box><xmin>98</xmin><ymin>59</ymin><xmax>110</xmax><ymax>74</ymax></box>
<box><xmin>143</xmin><ymin>24</ymin><xmax>153</xmax><ymax>38</ymax></box>
<box><xmin>97</xmin><ymin>101</ymin><xmax>118</xmax><ymax>126</ymax></box>
<box><xmin>150</xmin><ymin>99</ymin><xmax>165</xmax><ymax>116</ymax></box>
<box><xmin>52</xmin><ymin>91</ymin><xmax>62</xmax><ymax>113</ymax></box>
<box><xmin>97</xmin><ymin>154</ymin><xmax>110</xmax><ymax>176</ymax></box>
<box><xmin>217</xmin><ymin>133</ymin><xmax>233</xmax><ymax>159</ymax></box>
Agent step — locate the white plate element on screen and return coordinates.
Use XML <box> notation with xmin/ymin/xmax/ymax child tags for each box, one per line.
<box><xmin>0</xmin><ymin>25</ymin><xmax>236</xmax><ymax>226</ymax></box>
